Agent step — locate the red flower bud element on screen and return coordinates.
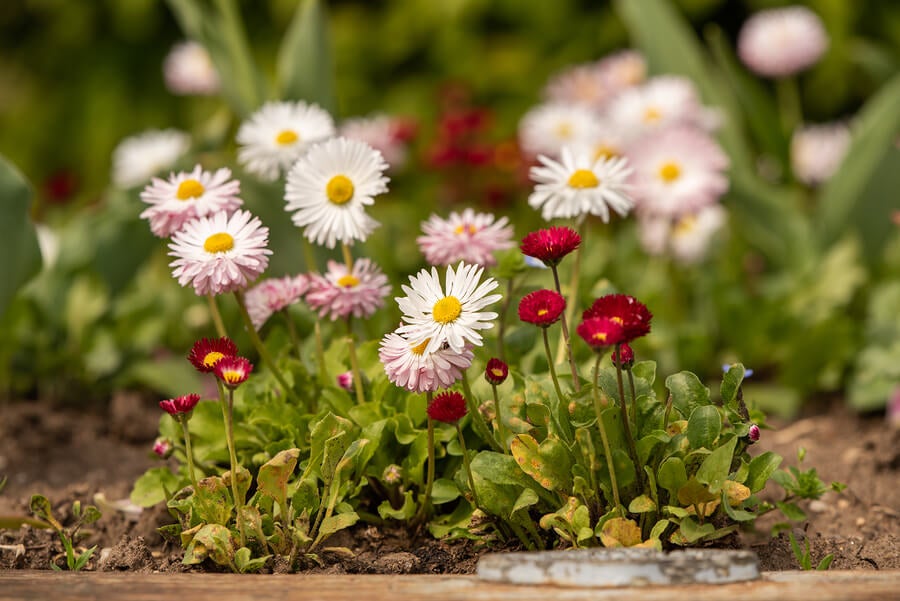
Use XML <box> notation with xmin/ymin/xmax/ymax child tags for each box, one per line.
<box><xmin>427</xmin><ymin>391</ymin><xmax>468</xmax><ymax>424</ymax></box>
<box><xmin>485</xmin><ymin>358</ymin><xmax>509</xmax><ymax>386</ymax></box>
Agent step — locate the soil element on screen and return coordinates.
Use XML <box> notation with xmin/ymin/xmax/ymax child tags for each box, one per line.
<box><xmin>1</xmin><ymin>396</ymin><xmax>897</xmax><ymax>573</ymax></box>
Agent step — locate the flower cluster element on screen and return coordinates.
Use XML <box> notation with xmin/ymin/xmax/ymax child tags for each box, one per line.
<box><xmin>577</xmin><ymin>293</ymin><xmax>653</xmax><ymax>353</ymax></box>
<box><xmin>519</xmin><ymin>50</ymin><xmax>729</xmax><ymax>263</ymax></box>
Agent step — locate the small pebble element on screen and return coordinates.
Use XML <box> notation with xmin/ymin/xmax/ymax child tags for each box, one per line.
<box><xmin>855</xmin><ymin>517</ymin><xmax>866</xmax><ymax>527</ymax></box>
<box><xmin>837</xmin><ymin>499</ymin><xmax>850</xmax><ymax>510</ymax></box>
<box><xmin>808</xmin><ymin>500</ymin><xmax>829</xmax><ymax>513</ymax></box>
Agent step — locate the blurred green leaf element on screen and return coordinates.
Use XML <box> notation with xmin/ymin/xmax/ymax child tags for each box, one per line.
<box><xmin>817</xmin><ymin>74</ymin><xmax>900</xmax><ymax>262</ymax></box>
<box><xmin>0</xmin><ymin>156</ymin><xmax>42</xmax><ymax>317</ymax></box>
<box><xmin>746</xmin><ymin>451</ymin><xmax>782</xmax><ymax>494</ymax></box>
<box><xmin>686</xmin><ymin>405</ymin><xmax>721</xmax><ymax>449</ymax></box>
<box><xmin>277</xmin><ymin>0</ymin><xmax>336</xmax><ymax>113</ymax></box>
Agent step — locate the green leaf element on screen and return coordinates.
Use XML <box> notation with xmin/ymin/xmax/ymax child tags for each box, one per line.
<box><xmin>0</xmin><ymin>155</ymin><xmax>41</xmax><ymax>316</ymax></box>
<box><xmin>510</xmin><ymin>434</ymin><xmax>574</xmax><ymax>492</ymax></box>
<box><xmin>776</xmin><ymin>501</ymin><xmax>807</xmax><ymax>522</ymax></box>
<box><xmin>675</xmin><ymin>516</ymin><xmax>715</xmax><ymax>544</ymax></box>
<box><xmin>695</xmin><ymin>436</ymin><xmax>737</xmax><ymax>494</ymax></box>
<box><xmin>257</xmin><ymin>448</ymin><xmax>300</xmax><ymax>516</ymax></box>
<box><xmin>719</xmin><ymin>364</ymin><xmax>746</xmax><ymax>409</ymax></box>
<box><xmin>657</xmin><ymin>456</ymin><xmax>688</xmax><ymax>499</ymax></box>
<box><xmin>186</xmin><ymin>523</ymin><xmax>235</xmax><ymax>568</ymax></box>
<box><xmin>746</xmin><ymin>452</ymin><xmax>783</xmax><ymax>494</ymax></box>
<box><xmin>315</xmin><ymin>512</ymin><xmax>359</xmax><ymax>542</ymax></box>
<box><xmin>277</xmin><ymin>0</ymin><xmax>335</xmax><ymax>113</ymax></box>
<box><xmin>817</xmin><ymin>74</ymin><xmax>900</xmax><ymax>262</ymax></box>
<box><xmin>28</xmin><ymin>495</ymin><xmax>61</xmax><ymax>530</ymax></box>
<box><xmin>816</xmin><ymin>554</ymin><xmax>835</xmax><ymax>571</ymax></box>
<box><xmin>432</xmin><ymin>478</ymin><xmax>461</xmax><ymax>505</ymax></box>
<box><xmin>471</xmin><ymin>451</ymin><xmax>553</xmax><ymax>519</ymax></box>
<box><xmin>194</xmin><ymin>476</ymin><xmax>233</xmax><ymax>526</ymax></box>
<box><xmin>628</xmin><ymin>494</ymin><xmax>657</xmax><ymax>514</ymax></box>
<box><xmin>378</xmin><ymin>491</ymin><xmax>416</xmax><ymax>521</ymax></box>
<box><xmin>234</xmin><ymin>546</ymin><xmax>270</xmax><ymax>573</ymax></box>
<box><xmin>131</xmin><ymin>468</ymin><xmax>181</xmax><ymax>508</ymax></box>
<box><xmin>665</xmin><ymin>372</ymin><xmax>711</xmax><ymax>419</ymax></box>
<box><xmin>686</xmin><ymin>405</ymin><xmax>721</xmax><ymax>450</ymax></box>
<box><xmin>720</xmin><ymin>490</ymin><xmax>755</xmax><ymax>522</ymax></box>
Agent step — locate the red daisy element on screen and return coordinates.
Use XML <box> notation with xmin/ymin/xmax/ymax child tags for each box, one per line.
<box><xmin>582</xmin><ymin>294</ymin><xmax>652</xmax><ymax>342</ymax></box>
<box><xmin>611</xmin><ymin>343</ymin><xmax>634</xmax><ymax>368</ymax></box>
<box><xmin>484</xmin><ymin>358</ymin><xmax>509</xmax><ymax>386</ymax></box>
<box><xmin>576</xmin><ymin>317</ymin><xmax>625</xmax><ymax>351</ymax></box>
<box><xmin>518</xmin><ymin>289</ymin><xmax>566</xmax><ymax>327</ymax></box>
<box><xmin>519</xmin><ymin>226</ymin><xmax>581</xmax><ymax>267</ymax></box>
<box><xmin>427</xmin><ymin>391</ymin><xmax>468</xmax><ymax>424</ymax></box>
<box><xmin>215</xmin><ymin>356</ymin><xmax>253</xmax><ymax>389</ymax></box>
<box><xmin>188</xmin><ymin>337</ymin><xmax>239</xmax><ymax>373</ymax></box>
<box><xmin>159</xmin><ymin>393</ymin><xmax>201</xmax><ymax>416</ymax></box>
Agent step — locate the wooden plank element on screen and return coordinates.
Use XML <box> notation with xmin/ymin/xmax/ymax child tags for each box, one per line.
<box><xmin>0</xmin><ymin>570</ymin><xmax>897</xmax><ymax>601</ymax></box>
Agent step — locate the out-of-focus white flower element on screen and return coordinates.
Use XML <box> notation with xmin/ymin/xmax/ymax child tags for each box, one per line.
<box><xmin>237</xmin><ymin>101</ymin><xmax>335</xmax><ymax>181</ymax></box>
<box><xmin>627</xmin><ymin>126</ymin><xmax>729</xmax><ymax>218</ymax></box>
<box><xmin>606</xmin><ymin>76</ymin><xmax>709</xmax><ymax>142</ymax></box>
<box><xmin>738</xmin><ymin>6</ymin><xmax>829</xmax><ymax>78</ymax></box>
<box><xmin>34</xmin><ymin>223</ymin><xmax>60</xmax><ymax>269</ymax></box>
<box><xmin>638</xmin><ymin>205</ymin><xmax>727</xmax><ymax>264</ymax></box>
<box><xmin>791</xmin><ymin>122</ymin><xmax>851</xmax><ymax>186</ymax></box>
<box><xmin>543</xmin><ymin>63</ymin><xmax>609</xmax><ymax>109</ymax></box>
<box><xmin>528</xmin><ymin>147</ymin><xmax>633</xmax><ymax>222</ymax></box>
<box><xmin>163</xmin><ymin>41</ymin><xmax>220</xmax><ymax>96</ymax></box>
<box><xmin>339</xmin><ymin>114</ymin><xmax>412</xmax><ymax>170</ymax></box>
<box><xmin>518</xmin><ymin>102</ymin><xmax>601</xmax><ymax>158</ymax></box>
<box><xmin>112</xmin><ymin>129</ymin><xmax>190</xmax><ymax>189</ymax></box>
<box><xmin>595</xmin><ymin>50</ymin><xmax>647</xmax><ymax>92</ymax></box>
<box><xmin>244</xmin><ymin>274</ymin><xmax>309</xmax><ymax>330</ymax></box>
<box><xmin>284</xmin><ymin>137</ymin><xmax>389</xmax><ymax>249</ymax></box>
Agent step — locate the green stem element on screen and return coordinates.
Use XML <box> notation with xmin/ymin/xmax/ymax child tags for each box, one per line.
<box><xmin>554</xmin><ymin>220</ymin><xmax>585</xmax><ymax>384</ymax></box>
<box><xmin>218</xmin><ymin>382</ymin><xmax>245</xmax><ymax>547</ymax></box>
<box><xmin>207</xmin><ymin>294</ymin><xmax>228</xmax><ymax>338</ymax></box>
<box><xmin>345</xmin><ymin>318</ymin><xmax>366</xmax><ymax>405</ymax></box>
<box><xmin>614</xmin><ymin>344</ymin><xmax>642</xmax><ymax>491</ymax></box>
<box><xmin>233</xmin><ymin>290</ymin><xmax>304</xmax><ymax>408</ymax></box>
<box><xmin>314</xmin><ymin>319</ymin><xmax>327</xmax><ymax>384</ymax></box>
<box><xmin>496</xmin><ymin>278</ymin><xmax>514</xmax><ymax>362</ymax></box>
<box><xmin>541</xmin><ymin>327</ymin><xmax>565</xmax><ymax>406</ymax></box>
<box><xmin>282</xmin><ymin>308</ymin><xmax>302</xmax><ymax>360</ymax></box>
<box><xmin>550</xmin><ymin>265</ymin><xmax>580</xmax><ymax>391</ymax></box>
<box><xmin>592</xmin><ymin>355</ymin><xmax>622</xmax><ymax>517</ymax></box>
<box><xmin>491</xmin><ymin>383</ymin><xmax>509</xmax><ymax>453</ymax></box>
<box><xmin>341</xmin><ymin>242</ymin><xmax>354</xmax><ymax>270</ymax></box>
<box><xmin>461</xmin><ymin>372</ymin><xmax>503</xmax><ymax>453</ymax></box>
<box><xmin>776</xmin><ymin>76</ymin><xmax>802</xmax><ymax>136</ymax></box>
<box><xmin>455</xmin><ymin>423</ymin><xmax>479</xmax><ymax>508</ymax></box>
<box><xmin>416</xmin><ymin>397</ymin><xmax>436</xmax><ymax>525</ymax></box>
<box><xmin>179</xmin><ymin>418</ymin><xmax>199</xmax><ymax>491</ymax></box>
<box><xmin>302</xmin><ymin>238</ymin><xmax>318</xmax><ymax>274</ymax></box>
<box><xmin>627</xmin><ymin>366</ymin><xmax>638</xmax><ymax>430</ymax></box>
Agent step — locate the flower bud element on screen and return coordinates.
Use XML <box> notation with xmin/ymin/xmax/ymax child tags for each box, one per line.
<box><xmin>748</xmin><ymin>423</ymin><xmax>761</xmax><ymax>443</ymax></box>
<box><xmin>383</xmin><ymin>464</ymin><xmax>402</xmax><ymax>485</ymax></box>
<box><xmin>337</xmin><ymin>371</ymin><xmax>353</xmax><ymax>391</ymax></box>
<box><xmin>152</xmin><ymin>437</ymin><xmax>173</xmax><ymax>458</ymax></box>
<box><xmin>612</xmin><ymin>343</ymin><xmax>634</xmax><ymax>368</ymax></box>
<box><xmin>484</xmin><ymin>358</ymin><xmax>509</xmax><ymax>386</ymax></box>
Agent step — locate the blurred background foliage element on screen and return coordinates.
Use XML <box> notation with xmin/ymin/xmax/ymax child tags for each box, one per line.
<box><xmin>0</xmin><ymin>0</ymin><xmax>898</xmax><ymax>411</ymax></box>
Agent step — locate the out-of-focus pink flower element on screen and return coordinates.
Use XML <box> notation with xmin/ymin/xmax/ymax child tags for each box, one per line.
<box><xmin>152</xmin><ymin>437</ymin><xmax>173</xmax><ymax>458</ymax></box>
<box><xmin>245</xmin><ymin>274</ymin><xmax>310</xmax><ymax>330</ymax></box>
<box><xmin>305</xmin><ymin>259</ymin><xmax>391</xmax><ymax>321</ymax></box>
<box><xmin>738</xmin><ymin>6</ymin><xmax>828</xmax><ymax>78</ymax></box>
<box><xmin>340</xmin><ymin>114</ymin><xmax>415</xmax><ymax>170</ymax></box>
<box><xmin>417</xmin><ymin>208</ymin><xmax>514</xmax><ymax>267</ymax></box>
<box><xmin>791</xmin><ymin>122</ymin><xmax>851</xmax><ymax>186</ymax></box>
<box><xmin>336</xmin><ymin>371</ymin><xmax>354</xmax><ymax>391</ymax></box>
<box><xmin>163</xmin><ymin>40</ymin><xmax>220</xmax><ymax>96</ymax></box>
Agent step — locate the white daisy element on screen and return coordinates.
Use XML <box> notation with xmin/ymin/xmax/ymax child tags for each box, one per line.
<box><xmin>528</xmin><ymin>146</ymin><xmax>634</xmax><ymax>222</ymax></box>
<box><xmin>139</xmin><ymin>165</ymin><xmax>242</xmax><ymax>237</ymax></box>
<box><xmin>518</xmin><ymin>102</ymin><xmax>601</xmax><ymax>158</ymax></box>
<box><xmin>236</xmin><ymin>100</ymin><xmax>335</xmax><ymax>181</ymax></box>
<box><xmin>112</xmin><ymin>129</ymin><xmax>190</xmax><ymax>188</ymax></box>
<box><xmin>395</xmin><ymin>262</ymin><xmax>502</xmax><ymax>355</ymax></box>
<box><xmin>638</xmin><ymin>205</ymin><xmax>727</xmax><ymax>264</ymax></box>
<box><xmin>627</xmin><ymin>126</ymin><xmax>729</xmax><ymax>218</ymax></box>
<box><xmin>168</xmin><ymin>209</ymin><xmax>272</xmax><ymax>296</ymax></box>
<box><xmin>284</xmin><ymin>136</ymin><xmax>389</xmax><ymax>249</ymax></box>
<box><xmin>163</xmin><ymin>40</ymin><xmax>220</xmax><ymax>96</ymax></box>
<box><xmin>606</xmin><ymin>76</ymin><xmax>707</xmax><ymax>142</ymax></box>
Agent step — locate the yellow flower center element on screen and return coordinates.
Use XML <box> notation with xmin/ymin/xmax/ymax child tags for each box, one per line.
<box><xmin>203</xmin><ymin>232</ymin><xmax>234</xmax><ymax>254</ymax></box>
<box><xmin>611</xmin><ymin>316</ymin><xmax>625</xmax><ymax>325</ymax></box>
<box><xmin>490</xmin><ymin>367</ymin><xmax>505</xmax><ymax>378</ymax></box>
<box><xmin>221</xmin><ymin>370</ymin><xmax>243</xmax><ymax>385</ymax></box>
<box><xmin>337</xmin><ymin>274</ymin><xmax>360</xmax><ymax>288</ymax></box>
<box><xmin>432</xmin><ymin>296</ymin><xmax>462</xmax><ymax>324</ymax></box>
<box><xmin>410</xmin><ymin>338</ymin><xmax>430</xmax><ymax>355</ymax></box>
<box><xmin>643</xmin><ymin>106</ymin><xmax>662</xmax><ymax>123</ymax></box>
<box><xmin>593</xmin><ymin>144</ymin><xmax>619</xmax><ymax>161</ymax></box>
<box><xmin>275</xmin><ymin>129</ymin><xmax>299</xmax><ymax>146</ymax></box>
<box><xmin>326</xmin><ymin>175</ymin><xmax>355</xmax><ymax>205</ymax></box>
<box><xmin>176</xmin><ymin>179</ymin><xmax>205</xmax><ymax>200</ymax></box>
<box><xmin>203</xmin><ymin>351</ymin><xmax>225</xmax><ymax>368</ymax></box>
<box><xmin>659</xmin><ymin>162</ymin><xmax>681</xmax><ymax>183</ymax></box>
<box><xmin>454</xmin><ymin>224</ymin><xmax>478</xmax><ymax>235</ymax></box>
<box><xmin>592</xmin><ymin>332</ymin><xmax>608</xmax><ymax>343</ymax></box>
<box><xmin>567</xmin><ymin>169</ymin><xmax>599</xmax><ymax>189</ymax></box>
<box><xmin>555</xmin><ymin>122</ymin><xmax>573</xmax><ymax>139</ymax></box>
<box><xmin>537</xmin><ymin>308</ymin><xmax>549</xmax><ymax>317</ymax></box>
<box><xmin>674</xmin><ymin>215</ymin><xmax>697</xmax><ymax>235</ymax></box>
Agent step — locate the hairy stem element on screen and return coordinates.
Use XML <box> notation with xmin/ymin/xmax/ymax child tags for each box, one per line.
<box><xmin>550</xmin><ymin>265</ymin><xmax>580</xmax><ymax>391</ymax></box>
<box><xmin>592</xmin><ymin>355</ymin><xmax>623</xmax><ymax>517</ymax></box>
<box><xmin>207</xmin><ymin>294</ymin><xmax>227</xmax><ymax>338</ymax></box>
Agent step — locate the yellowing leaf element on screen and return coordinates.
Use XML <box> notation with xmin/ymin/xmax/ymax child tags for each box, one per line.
<box><xmin>600</xmin><ymin>517</ymin><xmax>643</xmax><ymax>548</ymax></box>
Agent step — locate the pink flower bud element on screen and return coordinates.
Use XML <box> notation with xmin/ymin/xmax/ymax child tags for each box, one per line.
<box><xmin>748</xmin><ymin>423</ymin><xmax>761</xmax><ymax>443</ymax></box>
<box><xmin>337</xmin><ymin>371</ymin><xmax>354</xmax><ymax>391</ymax></box>
<box><xmin>152</xmin><ymin>437</ymin><xmax>173</xmax><ymax>458</ymax></box>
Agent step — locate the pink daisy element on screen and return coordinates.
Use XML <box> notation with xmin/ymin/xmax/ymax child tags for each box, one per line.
<box><xmin>140</xmin><ymin>165</ymin><xmax>243</xmax><ymax>238</ymax></box>
<box><xmin>738</xmin><ymin>6</ymin><xmax>828</xmax><ymax>78</ymax></box>
<box><xmin>606</xmin><ymin>76</ymin><xmax>708</xmax><ymax>143</ymax></box>
<box><xmin>417</xmin><ymin>208</ymin><xmax>514</xmax><ymax>268</ymax></box>
<box><xmin>626</xmin><ymin>126</ymin><xmax>729</xmax><ymax>218</ymax></box>
<box><xmin>378</xmin><ymin>329</ymin><xmax>474</xmax><ymax>393</ymax></box>
<box><xmin>339</xmin><ymin>114</ymin><xmax>414</xmax><ymax>170</ymax></box>
<box><xmin>168</xmin><ymin>210</ymin><xmax>271</xmax><ymax>296</ymax></box>
<box><xmin>244</xmin><ymin>274</ymin><xmax>310</xmax><ymax>330</ymax></box>
<box><xmin>791</xmin><ymin>122</ymin><xmax>850</xmax><ymax>186</ymax></box>
<box><xmin>305</xmin><ymin>258</ymin><xmax>391</xmax><ymax>321</ymax></box>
